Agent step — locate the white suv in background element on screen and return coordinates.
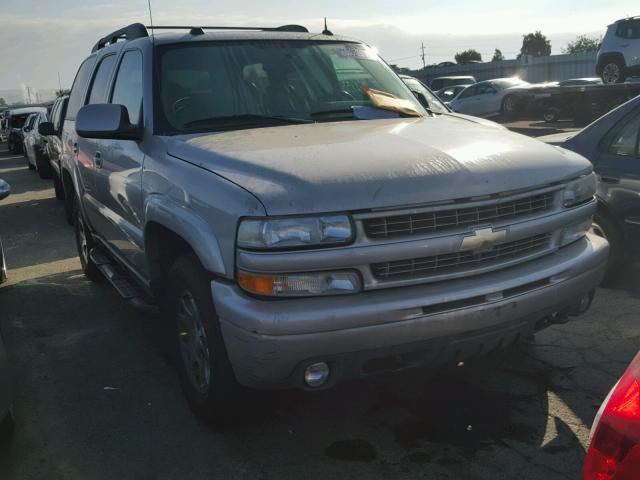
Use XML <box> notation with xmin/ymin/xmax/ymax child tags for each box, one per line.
<box><xmin>597</xmin><ymin>16</ymin><xmax>640</xmax><ymax>83</ymax></box>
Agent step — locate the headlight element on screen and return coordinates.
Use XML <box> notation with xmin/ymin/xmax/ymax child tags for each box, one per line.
<box><xmin>237</xmin><ymin>215</ymin><xmax>353</xmax><ymax>250</ymax></box>
<box><xmin>563</xmin><ymin>173</ymin><xmax>596</xmax><ymax>208</ymax></box>
<box><xmin>237</xmin><ymin>270</ymin><xmax>362</xmax><ymax>297</ymax></box>
<box><xmin>559</xmin><ymin>218</ymin><xmax>593</xmax><ymax>247</ymax></box>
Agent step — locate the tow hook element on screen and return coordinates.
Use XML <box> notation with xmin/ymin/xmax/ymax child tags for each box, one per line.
<box><xmin>547</xmin><ymin>290</ymin><xmax>595</xmax><ymax>324</ymax></box>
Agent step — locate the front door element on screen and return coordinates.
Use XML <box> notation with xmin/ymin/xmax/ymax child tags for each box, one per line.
<box><xmin>92</xmin><ymin>49</ymin><xmax>146</xmax><ymax>273</ymax></box>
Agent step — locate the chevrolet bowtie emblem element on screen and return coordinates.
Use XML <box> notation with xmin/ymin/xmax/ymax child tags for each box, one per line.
<box><xmin>460</xmin><ymin>227</ymin><xmax>507</xmax><ymax>252</ymax></box>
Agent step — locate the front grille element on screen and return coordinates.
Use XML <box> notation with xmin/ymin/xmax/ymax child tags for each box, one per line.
<box><xmin>371</xmin><ymin>233</ymin><xmax>552</xmax><ymax>280</ymax></box>
<box><xmin>363</xmin><ymin>192</ymin><xmax>555</xmax><ymax>239</ymax></box>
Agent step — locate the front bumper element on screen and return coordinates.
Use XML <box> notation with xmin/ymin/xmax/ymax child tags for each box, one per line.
<box><xmin>214</xmin><ymin>234</ymin><xmax>608</xmax><ymax>389</ymax></box>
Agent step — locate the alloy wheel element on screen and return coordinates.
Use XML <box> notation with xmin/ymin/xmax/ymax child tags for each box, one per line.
<box><xmin>602</xmin><ymin>63</ymin><xmax>620</xmax><ymax>84</ymax></box>
<box><xmin>176</xmin><ymin>290</ymin><xmax>211</xmax><ymax>395</ymax></box>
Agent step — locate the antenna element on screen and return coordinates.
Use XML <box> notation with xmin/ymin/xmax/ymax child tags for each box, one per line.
<box><xmin>147</xmin><ymin>0</ymin><xmax>155</xmax><ymax>42</ymax></box>
<box><xmin>57</xmin><ymin>72</ymin><xmax>63</xmax><ymax>92</ymax></box>
<box><xmin>420</xmin><ymin>42</ymin><xmax>426</xmax><ymax>69</ymax></box>
<box><xmin>322</xmin><ymin>17</ymin><xmax>333</xmax><ymax>36</ymax></box>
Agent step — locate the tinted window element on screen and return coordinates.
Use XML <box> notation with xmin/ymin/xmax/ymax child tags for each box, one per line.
<box><xmin>66</xmin><ymin>57</ymin><xmax>97</xmax><ymax>120</ymax></box>
<box><xmin>476</xmin><ymin>83</ymin><xmax>495</xmax><ymax>95</ymax></box>
<box><xmin>458</xmin><ymin>85</ymin><xmax>477</xmax><ymax>99</ymax></box>
<box><xmin>617</xmin><ymin>20</ymin><xmax>640</xmax><ymax>39</ymax></box>
<box><xmin>157</xmin><ymin>41</ymin><xmax>423</xmax><ymax>133</ymax></box>
<box><xmin>111</xmin><ymin>50</ymin><xmax>143</xmax><ymax>126</ymax></box>
<box><xmin>53</xmin><ymin>98</ymin><xmax>67</xmax><ymax>132</ymax></box>
<box><xmin>88</xmin><ymin>55</ymin><xmax>116</xmax><ymax>104</ymax></box>
<box><xmin>609</xmin><ymin>114</ymin><xmax>640</xmax><ymax>157</ymax></box>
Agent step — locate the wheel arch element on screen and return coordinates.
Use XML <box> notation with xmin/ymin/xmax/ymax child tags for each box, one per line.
<box><xmin>143</xmin><ymin>197</ymin><xmax>227</xmax><ymax>295</ymax></box>
<box><xmin>596</xmin><ymin>52</ymin><xmax>626</xmax><ymax>74</ymax></box>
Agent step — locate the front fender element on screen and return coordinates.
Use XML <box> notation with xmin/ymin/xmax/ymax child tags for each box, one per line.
<box><xmin>144</xmin><ymin>195</ymin><xmax>226</xmax><ymax>276</ymax></box>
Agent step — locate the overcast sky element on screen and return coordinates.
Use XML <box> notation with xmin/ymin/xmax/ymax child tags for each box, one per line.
<box><xmin>0</xmin><ymin>0</ymin><xmax>637</xmax><ymax>100</ymax></box>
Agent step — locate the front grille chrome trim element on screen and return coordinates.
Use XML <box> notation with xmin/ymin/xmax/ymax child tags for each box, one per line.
<box><xmin>363</xmin><ymin>191</ymin><xmax>556</xmax><ymax>240</ymax></box>
<box><xmin>372</xmin><ymin>233</ymin><xmax>553</xmax><ymax>281</ymax></box>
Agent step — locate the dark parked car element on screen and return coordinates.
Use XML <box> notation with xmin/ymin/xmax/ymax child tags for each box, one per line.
<box><xmin>5</xmin><ymin>107</ymin><xmax>47</xmax><ymax>154</ymax></box>
<box><xmin>0</xmin><ymin>178</ymin><xmax>14</xmax><ymax>444</ymax></box>
<box><xmin>429</xmin><ymin>75</ymin><xmax>476</xmax><ymax>91</ymax></box>
<box><xmin>539</xmin><ymin>95</ymin><xmax>640</xmax><ymax>276</ymax></box>
<box><xmin>39</xmin><ymin>96</ymin><xmax>70</xmax><ymax>218</ymax></box>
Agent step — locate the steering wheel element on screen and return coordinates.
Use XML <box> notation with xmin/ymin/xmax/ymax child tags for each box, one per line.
<box><xmin>336</xmin><ymin>90</ymin><xmax>356</xmax><ymax>101</ymax></box>
<box><xmin>173</xmin><ymin>96</ymin><xmax>192</xmax><ymax>116</ymax></box>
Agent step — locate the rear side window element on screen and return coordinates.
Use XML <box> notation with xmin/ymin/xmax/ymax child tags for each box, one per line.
<box><xmin>617</xmin><ymin>20</ymin><xmax>640</xmax><ymax>39</ymax></box>
<box><xmin>53</xmin><ymin>99</ymin><xmax>65</xmax><ymax>132</ymax></box>
<box><xmin>608</xmin><ymin>114</ymin><xmax>640</xmax><ymax>157</ymax></box>
<box><xmin>459</xmin><ymin>85</ymin><xmax>477</xmax><ymax>99</ymax></box>
<box><xmin>66</xmin><ymin>57</ymin><xmax>97</xmax><ymax>120</ymax></box>
<box><xmin>88</xmin><ymin>55</ymin><xmax>117</xmax><ymax>104</ymax></box>
<box><xmin>110</xmin><ymin>50</ymin><xmax>143</xmax><ymax>126</ymax></box>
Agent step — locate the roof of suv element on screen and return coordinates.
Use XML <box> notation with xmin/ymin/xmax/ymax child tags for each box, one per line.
<box><xmin>149</xmin><ymin>31</ymin><xmax>358</xmax><ymax>46</ymax></box>
<box><xmin>91</xmin><ymin>23</ymin><xmax>362</xmax><ymax>54</ymax></box>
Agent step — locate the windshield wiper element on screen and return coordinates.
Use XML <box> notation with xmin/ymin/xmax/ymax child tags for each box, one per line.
<box><xmin>183</xmin><ymin>114</ymin><xmax>314</xmax><ymax>130</ymax></box>
<box><xmin>309</xmin><ymin>108</ymin><xmax>354</xmax><ymax>118</ymax></box>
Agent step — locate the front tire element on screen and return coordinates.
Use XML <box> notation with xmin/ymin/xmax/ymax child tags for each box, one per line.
<box><xmin>35</xmin><ymin>150</ymin><xmax>52</xmax><ymax>179</ymax></box>
<box><xmin>601</xmin><ymin>59</ymin><xmax>626</xmax><ymax>84</ymax></box>
<box><xmin>73</xmin><ymin>200</ymin><xmax>102</xmax><ymax>282</ymax></box>
<box><xmin>166</xmin><ymin>254</ymin><xmax>248</xmax><ymax>426</ymax></box>
<box><xmin>501</xmin><ymin>95</ymin><xmax>517</xmax><ymax>119</ymax></box>
<box><xmin>53</xmin><ymin>174</ymin><xmax>64</xmax><ymax>200</ymax></box>
<box><xmin>543</xmin><ymin>109</ymin><xmax>559</xmax><ymax>123</ymax></box>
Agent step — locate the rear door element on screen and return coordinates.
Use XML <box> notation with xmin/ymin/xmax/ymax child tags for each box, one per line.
<box><xmin>93</xmin><ymin>49</ymin><xmax>146</xmax><ymax>271</ymax></box>
<box><xmin>76</xmin><ymin>53</ymin><xmax>118</xmax><ymax>236</ymax></box>
<box><xmin>62</xmin><ymin>55</ymin><xmax>97</xmax><ymax>199</ymax></box>
<box><xmin>594</xmin><ymin>110</ymin><xmax>640</xmax><ymax>246</ymax></box>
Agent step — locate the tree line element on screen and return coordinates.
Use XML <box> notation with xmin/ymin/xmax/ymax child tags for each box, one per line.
<box><xmin>453</xmin><ymin>32</ymin><xmax>600</xmax><ymax>65</ymax></box>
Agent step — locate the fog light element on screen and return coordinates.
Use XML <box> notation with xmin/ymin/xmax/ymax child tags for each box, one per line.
<box><xmin>304</xmin><ymin>362</ymin><xmax>330</xmax><ymax>387</ymax></box>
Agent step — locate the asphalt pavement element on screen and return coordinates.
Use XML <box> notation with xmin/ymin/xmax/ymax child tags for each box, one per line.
<box><xmin>0</xmin><ymin>145</ymin><xmax>638</xmax><ymax>480</ymax></box>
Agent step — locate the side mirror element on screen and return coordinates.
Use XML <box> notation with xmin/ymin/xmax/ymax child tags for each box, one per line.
<box><xmin>76</xmin><ymin>104</ymin><xmax>141</xmax><ymax>141</ymax></box>
<box><xmin>0</xmin><ymin>179</ymin><xmax>10</xmax><ymax>201</ymax></box>
<box><xmin>38</xmin><ymin>121</ymin><xmax>55</xmax><ymax>136</ymax></box>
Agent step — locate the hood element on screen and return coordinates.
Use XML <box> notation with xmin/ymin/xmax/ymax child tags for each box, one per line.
<box><xmin>537</xmin><ymin>131</ymin><xmax>579</xmax><ymax>146</ymax></box>
<box><xmin>167</xmin><ymin>116</ymin><xmax>592</xmax><ymax>215</ymax></box>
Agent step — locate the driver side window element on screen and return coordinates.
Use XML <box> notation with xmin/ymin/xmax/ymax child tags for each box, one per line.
<box><xmin>608</xmin><ymin>113</ymin><xmax>640</xmax><ymax>157</ymax></box>
<box><xmin>459</xmin><ymin>85</ymin><xmax>477</xmax><ymax>99</ymax></box>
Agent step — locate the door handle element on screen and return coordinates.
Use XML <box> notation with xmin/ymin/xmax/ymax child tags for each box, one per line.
<box><xmin>600</xmin><ymin>176</ymin><xmax>619</xmax><ymax>184</ymax></box>
<box><xmin>94</xmin><ymin>151</ymin><xmax>103</xmax><ymax>169</ymax></box>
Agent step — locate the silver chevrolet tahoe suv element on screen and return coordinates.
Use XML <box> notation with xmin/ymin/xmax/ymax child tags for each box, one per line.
<box><xmin>62</xmin><ymin>23</ymin><xmax>608</xmax><ymax>424</ymax></box>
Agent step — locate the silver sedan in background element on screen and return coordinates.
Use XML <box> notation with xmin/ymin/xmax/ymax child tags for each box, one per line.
<box><xmin>448</xmin><ymin>77</ymin><xmax>531</xmax><ymax>118</ymax></box>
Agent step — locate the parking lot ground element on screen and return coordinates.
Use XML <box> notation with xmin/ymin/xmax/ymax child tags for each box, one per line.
<box><xmin>502</xmin><ymin>119</ymin><xmax>581</xmax><ymax>138</ymax></box>
<box><xmin>0</xmin><ymin>145</ymin><xmax>638</xmax><ymax>479</ymax></box>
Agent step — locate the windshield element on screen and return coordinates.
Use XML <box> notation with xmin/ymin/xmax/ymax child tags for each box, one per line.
<box><xmin>157</xmin><ymin>40</ymin><xmax>425</xmax><ymax>133</ymax></box>
<box><xmin>10</xmin><ymin>113</ymin><xmax>29</xmax><ymax>129</ymax></box>
<box><xmin>401</xmin><ymin>78</ymin><xmax>449</xmax><ymax>114</ymax></box>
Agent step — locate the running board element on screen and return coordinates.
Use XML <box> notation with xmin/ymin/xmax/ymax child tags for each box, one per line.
<box><xmin>90</xmin><ymin>248</ymin><xmax>159</xmax><ymax>316</ymax></box>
